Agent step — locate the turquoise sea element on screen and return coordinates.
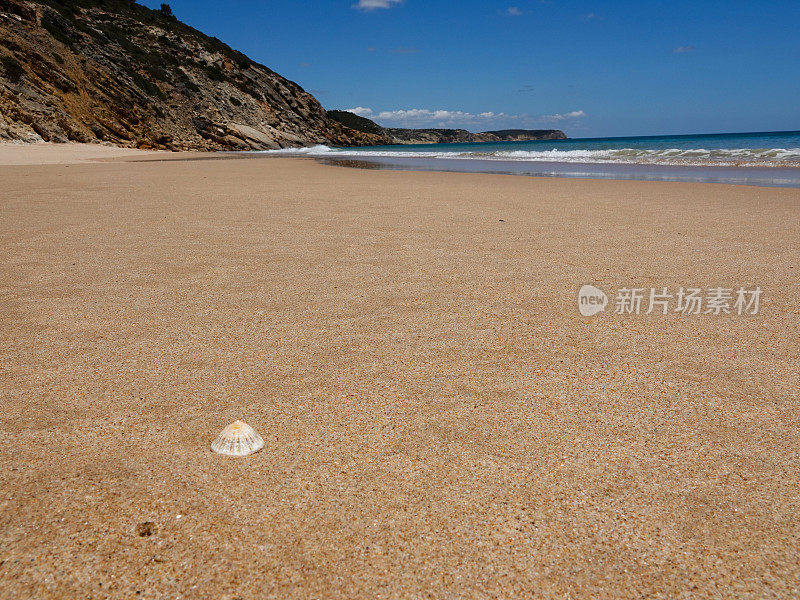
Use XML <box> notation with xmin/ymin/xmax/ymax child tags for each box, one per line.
<box><xmin>268</xmin><ymin>130</ymin><xmax>800</xmax><ymax>187</ymax></box>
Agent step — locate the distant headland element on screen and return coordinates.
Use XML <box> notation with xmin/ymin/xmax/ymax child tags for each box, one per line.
<box><xmin>327</xmin><ymin>110</ymin><xmax>566</xmax><ymax>145</ymax></box>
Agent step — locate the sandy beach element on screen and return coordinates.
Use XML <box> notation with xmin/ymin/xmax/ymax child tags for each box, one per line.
<box><xmin>1</xmin><ymin>144</ymin><xmax>798</xmax><ymax>598</ymax></box>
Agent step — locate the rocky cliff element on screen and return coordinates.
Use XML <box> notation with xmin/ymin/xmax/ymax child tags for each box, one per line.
<box><xmin>328</xmin><ymin>110</ymin><xmax>566</xmax><ymax>145</ymax></box>
<box><xmin>0</xmin><ymin>0</ymin><xmax>384</xmax><ymax>150</ymax></box>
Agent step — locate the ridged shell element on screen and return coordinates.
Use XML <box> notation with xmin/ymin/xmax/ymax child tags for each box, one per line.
<box><xmin>211</xmin><ymin>420</ymin><xmax>264</xmax><ymax>456</ymax></box>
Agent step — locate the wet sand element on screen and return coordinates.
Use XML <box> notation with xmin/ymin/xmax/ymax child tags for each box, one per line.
<box><xmin>316</xmin><ymin>154</ymin><xmax>800</xmax><ymax>188</ymax></box>
<box><xmin>1</xmin><ymin>145</ymin><xmax>799</xmax><ymax>598</ymax></box>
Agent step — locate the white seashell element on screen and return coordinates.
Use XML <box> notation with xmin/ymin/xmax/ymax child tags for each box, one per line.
<box><xmin>211</xmin><ymin>420</ymin><xmax>264</xmax><ymax>456</ymax></box>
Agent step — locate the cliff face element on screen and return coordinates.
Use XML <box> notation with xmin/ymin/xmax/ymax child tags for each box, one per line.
<box><xmin>0</xmin><ymin>0</ymin><xmax>383</xmax><ymax>150</ymax></box>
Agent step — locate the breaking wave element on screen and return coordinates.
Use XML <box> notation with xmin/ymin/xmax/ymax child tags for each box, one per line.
<box><xmin>264</xmin><ymin>145</ymin><xmax>800</xmax><ymax>167</ymax></box>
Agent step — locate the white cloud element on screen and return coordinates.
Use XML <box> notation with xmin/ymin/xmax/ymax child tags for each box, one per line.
<box><xmin>673</xmin><ymin>45</ymin><xmax>696</xmax><ymax>53</ymax></box>
<box><xmin>382</xmin><ymin>109</ymin><xmax>445</xmax><ymax>120</ymax></box>
<box><xmin>542</xmin><ymin>110</ymin><xmax>586</xmax><ymax>121</ymax></box>
<box><xmin>342</xmin><ymin>107</ymin><xmax>586</xmax><ymax>128</ymax></box>
<box><xmin>345</xmin><ymin>107</ymin><xmax>499</xmax><ymax>125</ymax></box>
<box><xmin>344</xmin><ymin>107</ymin><xmax>375</xmax><ymax>117</ymax></box>
<box><xmin>371</xmin><ymin>109</ymin><xmax>507</xmax><ymax>124</ymax></box>
<box><xmin>506</xmin><ymin>7</ymin><xmax>523</xmax><ymax>16</ymax></box>
<box><xmin>353</xmin><ymin>0</ymin><xmax>402</xmax><ymax>11</ymax></box>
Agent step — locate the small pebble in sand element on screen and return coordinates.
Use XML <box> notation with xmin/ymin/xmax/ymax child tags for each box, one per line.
<box><xmin>136</xmin><ymin>522</ymin><xmax>156</xmax><ymax>537</ymax></box>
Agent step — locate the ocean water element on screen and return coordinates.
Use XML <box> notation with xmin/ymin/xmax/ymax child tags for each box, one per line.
<box><xmin>265</xmin><ymin>130</ymin><xmax>800</xmax><ymax>187</ymax></box>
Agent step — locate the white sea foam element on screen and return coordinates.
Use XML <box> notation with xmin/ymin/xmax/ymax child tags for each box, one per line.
<box><xmin>263</xmin><ymin>145</ymin><xmax>800</xmax><ymax>167</ymax></box>
<box><xmin>265</xmin><ymin>144</ymin><xmax>337</xmax><ymax>154</ymax></box>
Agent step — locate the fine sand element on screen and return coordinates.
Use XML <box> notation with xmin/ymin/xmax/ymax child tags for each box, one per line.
<box><xmin>1</xmin><ymin>144</ymin><xmax>799</xmax><ymax>599</ymax></box>
<box><xmin>0</xmin><ymin>142</ymin><xmax>165</xmax><ymax>166</ymax></box>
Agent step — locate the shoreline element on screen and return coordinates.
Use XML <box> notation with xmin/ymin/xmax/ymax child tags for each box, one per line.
<box><xmin>3</xmin><ymin>143</ymin><xmax>800</xmax><ymax>188</ymax></box>
<box><xmin>315</xmin><ymin>155</ymin><xmax>800</xmax><ymax>188</ymax></box>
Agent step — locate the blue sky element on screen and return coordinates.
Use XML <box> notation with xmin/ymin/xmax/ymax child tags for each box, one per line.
<box><xmin>140</xmin><ymin>0</ymin><xmax>800</xmax><ymax>137</ymax></box>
